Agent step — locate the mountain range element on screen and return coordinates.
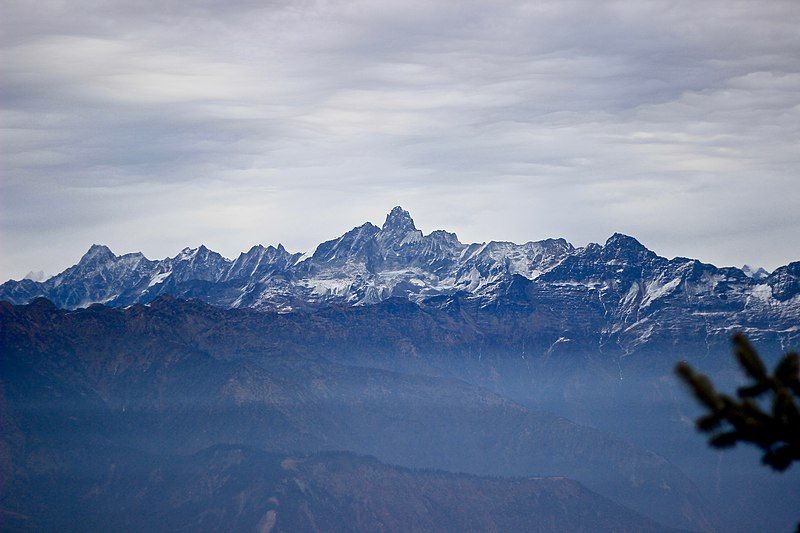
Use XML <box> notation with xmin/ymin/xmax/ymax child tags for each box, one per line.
<box><xmin>2</xmin><ymin>207</ymin><xmax>798</xmax><ymax>355</ymax></box>
<box><xmin>2</xmin><ymin>207</ymin><xmax>799</xmax><ymax>531</ymax></box>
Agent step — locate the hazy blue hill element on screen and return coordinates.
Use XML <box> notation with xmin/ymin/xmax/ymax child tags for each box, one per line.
<box><xmin>1</xmin><ymin>444</ymin><xmax>672</xmax><ymax>532</ymax></box>
<box><xmin>1</xmin><ymin>298</ymin><xmax>714</xmax><ymax>531</ymax></box>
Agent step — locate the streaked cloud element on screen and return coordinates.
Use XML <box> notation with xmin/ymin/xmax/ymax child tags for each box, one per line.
<box><xmin>2</xmin><ymin>0</ymin><xmax>799</xmax><ymax>279</ymax></box>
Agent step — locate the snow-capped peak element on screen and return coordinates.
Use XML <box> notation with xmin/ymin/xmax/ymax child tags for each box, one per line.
<box><xmin>79</xmin><ymin>244</ymin><xmax>115</xmax><ymax>264</ymax></box>
<box><xmin>2</xmin><ymin>209</ymin><xmax>797</xmax><ymax>329</ymax></box>
<box><xmin>382</xmin><ymin>206</ymin><xmax>417</xmax><ymax>233</ymax></box>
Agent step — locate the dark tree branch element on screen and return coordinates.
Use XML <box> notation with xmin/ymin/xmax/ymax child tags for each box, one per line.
<box><xmin>675</xmin><ymin>333</ymin><xmax>800</xmax><ymax>471</ymax></box>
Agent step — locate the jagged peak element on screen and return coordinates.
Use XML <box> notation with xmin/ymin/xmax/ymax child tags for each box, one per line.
<box><xmin>245</xmin><ymin>243</ymin><xmax>290</xmax><ymax>255</ymax></box>
<box><xmin>80</xmin><ymin>244</ymin><xmax>115</xmax><ymax>263</ymax></box>
<box><xmin>604</xmin><ymin>233</ymin><xmax>651</xmax><ymax>253</ymax></box>
<box><xmin>382</xmin><ymin>206</ymin><xmax>416</xmax><ymax>232</ymax></box>
<box><xmin>428</xmin><ymin>229</ymin><xmax>461</xmax><ymax>244</ymax></box>
<box><xmin>538</xmin><ymin>237</ymin><xmax>574</xmax><ymax>250</ymax></box>
<box><xmin>176</xmin><ymin>244</ymin><xmax>221</xmax><ymax>259</ymax></box>
<box><xmin>606</xmin><ymin>233</ymin><xmax>641</xmax><ymax>245</ymax></box>
<box><xmin>341</xmin><ymin>221</ymin><xmax>380</xmax><ymax>237</ymax></box>
<box><xmin>196</xmin><ymin>244</ymin><xmax>222</xmax><ymax>257</ymax></box>
<box><xmin>336</xmin><ymin>222</ymin><xmax>380</xmax><ymax>242</ymax></box>
<box><xmin>310</xmin><ymin>222</ymin><xmax>380</xmax><ymax>261</ymax></box>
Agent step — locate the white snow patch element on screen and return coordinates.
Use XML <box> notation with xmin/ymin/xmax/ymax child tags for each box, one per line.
<box><xmin>749</xmin><ymin>284</ymin><xmax>773</xmax><ymax>302</ymax></box>
<box><xmin>641</xmin><ymin>277</ymin><xmax>681</xmax><ymax>308</ymax></box>
<box><xmin>293</xmin><ymin>252</ymin><xmax>311</xmax><ymax>265</ymax></box>
<box><xmin>148</xmin><ymin>270</ymin><xmax>171</xmax><ymax>287</ymax></box>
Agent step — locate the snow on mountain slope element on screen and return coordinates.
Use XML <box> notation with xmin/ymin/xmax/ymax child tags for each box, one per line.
<box><xmin>1</xmin><ymin>207</ymin><xmax>798</xmax><ymax>352</ymax></box>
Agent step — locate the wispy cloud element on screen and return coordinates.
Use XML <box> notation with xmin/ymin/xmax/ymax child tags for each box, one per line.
<box><xmin>2</xmin><ymin>0</ymin><xmax>799</xmax><ymax>279</ymax></box>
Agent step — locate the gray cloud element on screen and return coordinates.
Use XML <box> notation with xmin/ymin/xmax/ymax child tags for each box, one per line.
<box><xmin>2</xmin><ymin>0</ymin><xmax>799</xmax><ymax>279</ymax></box>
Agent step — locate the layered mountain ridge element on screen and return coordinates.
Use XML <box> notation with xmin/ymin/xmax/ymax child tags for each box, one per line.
<box><xmin>3</xmin><ymin>207</ymin><xmax>796</xmax><ymax>306</ymax></box>
<box><xmin>2</xmin><ymin>207</ymin><xmax>798</xmax><ymax>354</ymax></box>
<box><xmin>3</xmin><ymin>208</ymin><xmax>799</xmax><ymax>531</ymax></box>
<box><xmin>0</xmin><ymin>298</ymin><xmax>713</xmax><ymax>531</ymax></box>
<box><xmin>2</xmin><ymin>444</ymin><xmax>668</xmax><ymax>532</ymax></box>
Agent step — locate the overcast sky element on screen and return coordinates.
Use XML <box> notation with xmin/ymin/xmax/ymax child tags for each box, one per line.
<box><xmin>2</xmin><ymin>0</ymin><xmax>799</xmax><ymax>280</ymax></box>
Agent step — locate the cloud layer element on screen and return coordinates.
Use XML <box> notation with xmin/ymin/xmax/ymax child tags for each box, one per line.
<box><xmin>2</xmin><ymin>0</ymin><xmax>799</xmax><ymax>279</ymax></box>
